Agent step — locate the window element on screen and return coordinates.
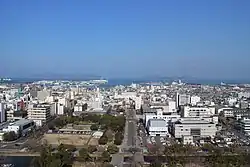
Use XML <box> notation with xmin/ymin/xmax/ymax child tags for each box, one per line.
<box><xmin>190</xmin><ymin>129</ymin><xmax>201</xmax><ymax>136</ymax></box>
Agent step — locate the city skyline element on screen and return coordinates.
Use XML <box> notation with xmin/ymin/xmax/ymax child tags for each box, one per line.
<box><xmin>1</xmin><ymin>0</ymin><xmax>250</xmax><ymax>79</ymax></box>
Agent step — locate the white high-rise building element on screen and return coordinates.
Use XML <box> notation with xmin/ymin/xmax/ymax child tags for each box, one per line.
<box><xmin>168</xmin><ymin>101</ymin><xmax>177</xmax><ymax>113</ymax></box>
<box><xmin>176</xmin><ymin>93</ymin><xmax>190</xmax><ymax>107</ymax></box>
<box><xmin>135</xmin><ymin>96</ymin><xmax>142</xmax><ymax>110</ymax></box>
<box><xmin>0</xmin><ymin>102</ymin><xmax>6</xmax><ymax>123</ymax></box>
<box><xmin>179</xmin><ymin>94</ymin><xmax>191</xmax><ymax>106</ymax></box>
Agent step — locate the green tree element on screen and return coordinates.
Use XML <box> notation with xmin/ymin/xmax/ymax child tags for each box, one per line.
<box><xmin>88</xmin><ymin>145</ymin><xmax>97</xmax><ymax>153</ymax></box>
<box><xmin>114</xmin><ymin>132</ymin><xmax>123</xmax><ymax>145</ymax></box>
<box><xmin>114</xmin><ymin>137</ymin><xmax>122</xmax><ymax>145</ymax></box>
<box><xmin>79</xmin><ymin>148</ymin><xmax>91</xmax><ymax>162</ymax></box>
<box><xmin>101</xmin><ymin>151</ymin><xmax>111</xmax><ymax>162</ymax></box>
<box><xmin>48</xmin><ymin>122</ymin><xmax>55</xmax><ymax>130</ymax></box>
<box><xmin>150</xmin><ymin>159</ymin><xmax>163</xmax><ymax>167</ymax></box>
<box><xmin>90</xmin><ymin>124</ymin><xmax>99</xmax><ymax>131</ymax></box>
<box><xmin>103</xmin><ymin>164</ymin><xmax>114</xmax><ymax>167</ymax></box>
<box><xmin>107</xmin><ymin>144</ymin><xmax>119</xmax><ymax>154</ymax></box>
<box><xmin>98</xmin><ymin>135</ymin><xmax>108</xmax><ymax>145</ymax></box>
<box><xmin>3</xmin><ymin>131</ymin><xmax>17</xmax><ymax>141</ymax></box>
<box><xmin>32</xmin><ymin>144</ymin><xmax>73</xmax><ymax>167</ymax></box>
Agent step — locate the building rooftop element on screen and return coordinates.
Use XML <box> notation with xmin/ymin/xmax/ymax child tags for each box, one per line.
<box><xmin>148</xmin><ymin>119</ymin><xmax>166</xmax><ymax>127</ymax></box>
<box><xmin>10</xmin><ymin>119</ymin><xmax>33</xmax><ymax>126</ymax></box>
<box><xmin>176</xmin><ymin>119</ymin><xmax>213</xmax><ymax>125</ymax></box>
<box><xmin>0</xmin><ymin>122</ymin><xmax>9</xmax><ymax>131</ymax></box>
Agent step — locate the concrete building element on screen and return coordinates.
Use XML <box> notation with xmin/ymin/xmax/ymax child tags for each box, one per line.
<box><xmin>223</xmin><ymin>109</ymin><xmax>234</xmax><ymax>118</ymax></box>
<box><xmin>28</xmin><ymin>105</ymin><xmax>51</xmax><ymax>126</ymax></box>
<box><xmin>227</xmin><ymin>98</ymin><xmax>237</xmax><ymax>107</ymax></box>
<box><xmin>168</xmin><ymin>101</ymin><xmax>177</xmax><ymax>113</ymax></box>
<box><xmin>174</xmin><ymin>119</ymin><xmax>217</xmax><ymax>139</ymax></box>
<box><xmin>147</xmin><ymin>119</ymin><xmax>169</xmax><ymax>137</ymax></box>
<box><xmin>58</xmin><ymin>98</ymin><xmax>71</xmax><ymax>108</ymax></box>
<box><xmin>182</xmin><ymin>106</ymin><xmax>215</xmax><ymax>117</ymax></box>
<box><xmin>234</xmin><ymin>109</ymin><xmax>250</xmax><ymax>120</ymax></box>
<box><xmin>239</xmin><ymin>118</ymin><xmax>250</xmax><ymax>135</ymax></box>
<box><xmin>51</xmin><ymin>103</ymin><xmax>64</xmax><ymax>116</ymax></box>
<box><xmin>182</xmin><ymin>136</ymin><xmax>194</xmax><ymax>145</ymax></box>
<box><xmin>190</xmin><ymin>96</ymin><xmax>201</xmax><ymax>106</ymax></box>
<box><xmin>135</xmin><ymin>96</ymin><xmax>142</xmax><ymax>110</ymax></box>
<box><xmin>145</xmin><ymin>109</ymin><xmax>180</xmax><ymax>126</ymax></box>
<box><xmin>74</xmin><ymin>104</ymin><xmax>84</xmax><ymax>112</ymax></box>
<box><xmin>2</xmin><ymin>119</ymin><xmax>35</xmax><ymax>136</ymax></box>
<box><xmin>37</xmin><ymin>90</ymin><xmax>51</xmax><ymax>101</ymax></box>
<box><xmin>238</xmin><ymin>92</ymin><xmax>250</xmax><ymax>99</ymax></box>
<box><xmin>240</xmin><ymin>101</ymin><xmax>249</xmax><ymax>109</ymax></box>
<box><xmin>0</xmin><ymin>102</ymin><xmax>6</xmax><ymax>123</ymax></box>
<box><xmin>176</xmin><ymin>93</ymin><xmax>190</xmax><ymax>107</ymax></box>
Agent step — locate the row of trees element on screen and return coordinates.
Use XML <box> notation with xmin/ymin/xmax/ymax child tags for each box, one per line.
<box><xmin>149</xmin><ymin>154</ymin><xmax>250</xmax><ymax>167</ymax></box>
<box><xmin>3</xmin><ymin>131</ymin><xmax>17</xmax><ymax>141</ymax></box>
<box><xmin>48</xmin><ymin>114</ymin><xmax>126</xmax><ymax>133</ymax></box>
<box><xmin>150</xmin><ymin>143</ymin><xmax>250</xmax><ymax>167</ymax></box>
<box><xmin>98</xmin><ymin>131</ymin><xmax>124</xmax><ymax>146</ymax></box>
<box><xmin>32</xmin><ymin>144</ymin><xmax>73</xmax><ymax>167</ymax></box>
<box><xmin>78</xmin><ymin>146</ymin><xmax>113</xmax><ymax>162</ymax></box>
<box><xmin>162</xmin><ymin>143</ymin><xmax>243</xmax><ymax>156</ymax></box>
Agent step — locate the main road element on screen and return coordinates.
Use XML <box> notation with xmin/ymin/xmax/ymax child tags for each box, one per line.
<box><xmin>111</xmin><ymin>107</ymin><xmax>144</xmax><ymax>167</ymax></box>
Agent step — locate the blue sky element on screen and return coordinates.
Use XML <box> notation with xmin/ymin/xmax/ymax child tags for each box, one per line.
<box><xmin>1</xmin><ymin>0</ymin><xmax>250</xmax><ymax>79</ymax></box>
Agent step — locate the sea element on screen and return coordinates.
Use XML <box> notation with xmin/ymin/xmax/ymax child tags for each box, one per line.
<box><xmin>2</xmin><ymin>77</ymin><xmax>250</xmax><ymax>86</ymax></box>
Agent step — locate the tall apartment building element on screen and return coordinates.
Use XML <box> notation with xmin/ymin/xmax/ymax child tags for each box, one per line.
<box><xmin>0</xmin><ymin>102</ymin><xmax>6</xmax><ymax>123</ymax></box>
<box><xmin>51</xmin><ymin>103</ymin><xmax>65</xmax><ymax>116</ymax></box>
<box><xmin>176</xmin><ymin>93</ymin><xmax>190</xmax><ymax>107</ymax></box>
<box><xmin>28</xmin><ymin>105</ymin><xmax>51</xmax><ymax>126</ymax></box>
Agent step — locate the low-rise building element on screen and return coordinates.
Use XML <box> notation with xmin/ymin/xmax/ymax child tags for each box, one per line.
<box><xmin>233</xmin><ymin>109</ymin><xmax>250</xmax><ymax>120</ymax></box>
<box><xmin>145</xmin><ymin>109</ymin><xmax>180</xmax><ymax>126</ymax></box>
<box><xmin>238</xmin><ymin>117</ymin><xmax>250</xmax><ymax>134</ymax></box>
<box><xmin>173</xmin><ymin>119</ymin><xmax>217</xmax><ymax>139</ymax></box>
<box><xmin>2</xmin><ymin>119</ymin><xmax>35</xmax><ymax>136</ymax></box>
<box><xmin>222</xmin><ymin>109</ymin><xmax>234</xmax><ymax>118</ymax></box>
<box><xmin>182</xmin><ymin>106</ymin><xmax>215</xmax><ymax>117</ymax></box>
<box><xmin>147</xmin><ymin>119</ymin><xmax>169</xmax><ymax>137</ymax></box>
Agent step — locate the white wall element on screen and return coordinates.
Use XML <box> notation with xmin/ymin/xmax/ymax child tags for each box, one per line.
<box><xmin>0</xmin><ymin>103</ymin><xmax>6</xmax><ymax>123</ymax></box>
<box><xmin>191</xmin><ymin>96</ymin><xmax>201</xmax><ymax>106</ymax></box>
<box><xmin>183</xmin><ymin>106</ymin><xmax>215</xmax><ymax>117</ymax></box>
<box><xmin>58</xmin><ymin>104</ymin><xmax>64</xmax><ymax>115</ymax></box>
<box><xmin>168</xmin><ymin>101</ymin><xmax>177</xmax><ymax>113</ymax></box>
<box><xmin>175</xmin><ymin>123</ymin><xmax>217</xmax><ymax>138</ymax></box>
<box><xmin>148</xmin><ymin>127</ymin><xmax>169</xmax><ymax>136</ymax></box>
<box><xmin>135</xmin><ymin>96</ymin><xmax>142</xmax><ymax>110</ymax></box>
<box><xmin>145</xmin><ymin>112</ymin><xmax>180</xmax><ymax>126</ymax></box>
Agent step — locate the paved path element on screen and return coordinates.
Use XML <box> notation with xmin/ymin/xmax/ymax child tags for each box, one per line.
<box><xmin>111</xmin><ymin>107</ymin><xmax>145</xmax><ymax>167</ymax></box>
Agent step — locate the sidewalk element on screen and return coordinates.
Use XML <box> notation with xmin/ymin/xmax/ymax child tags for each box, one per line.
<box><xmin>120</xmin><ymin>118</ymin><xmax>129</xmax><ymax>152</ymax></box>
